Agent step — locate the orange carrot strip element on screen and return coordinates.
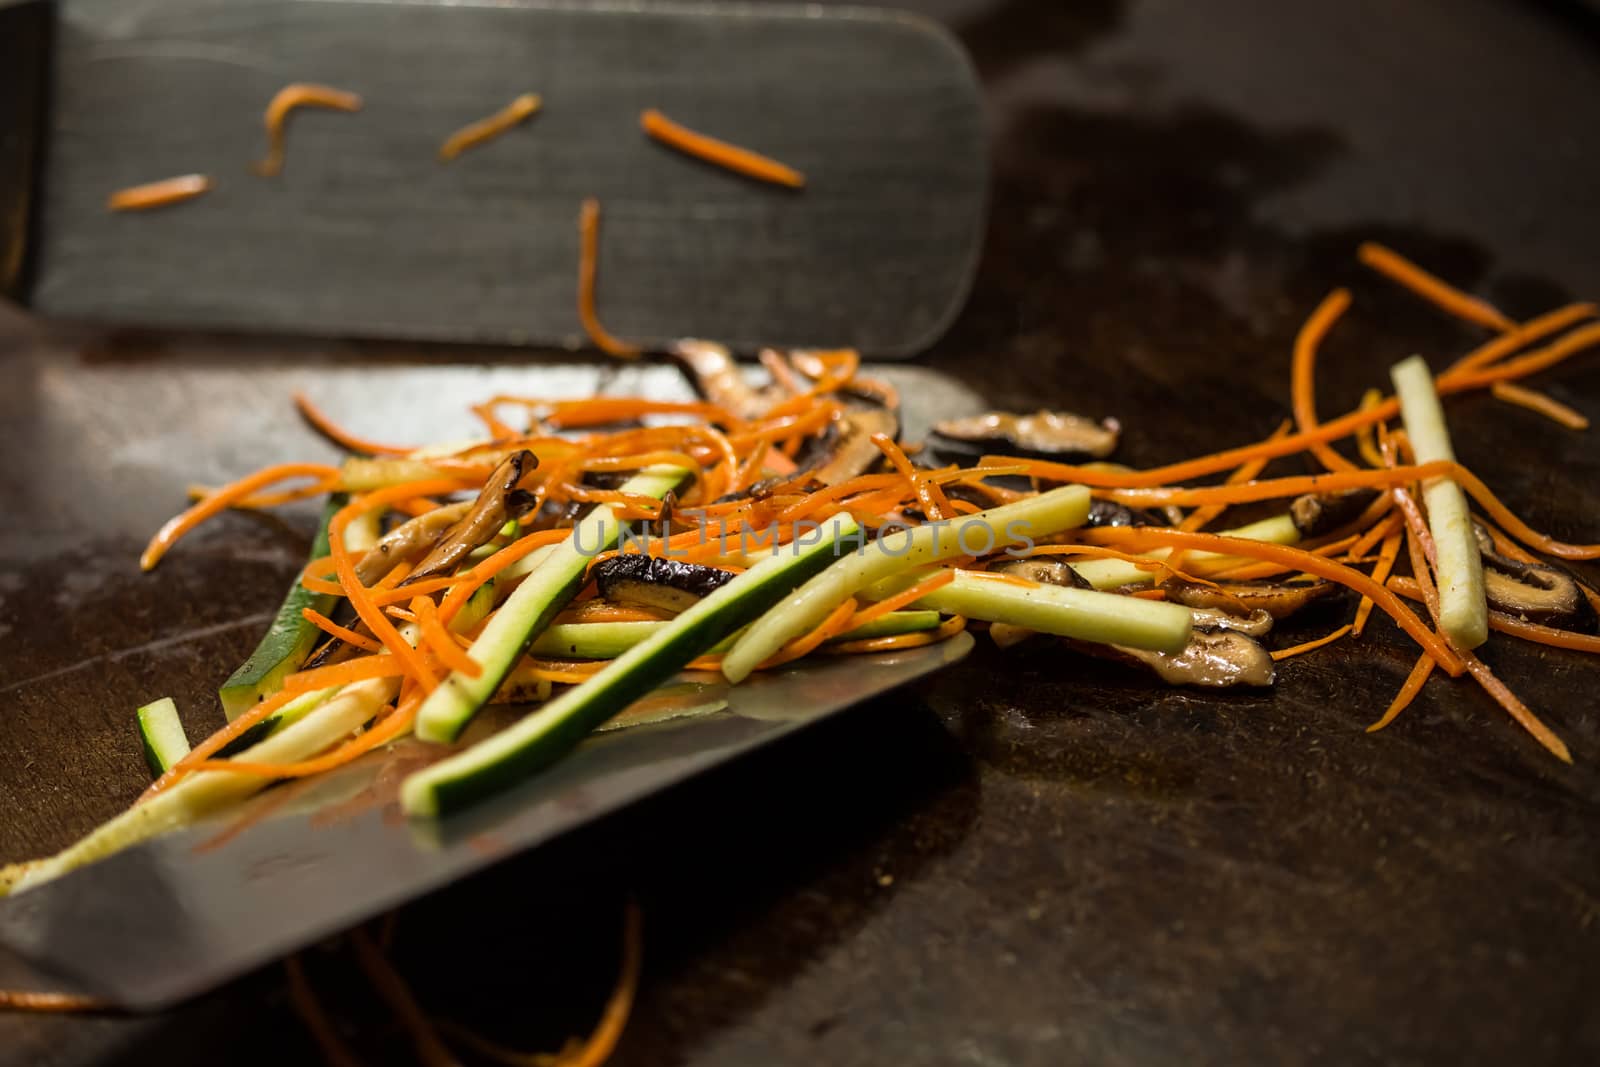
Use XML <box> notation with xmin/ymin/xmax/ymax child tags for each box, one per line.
<box><xmin>1366</xmin><ymin>653</ymin><xmax>1435</xmax><ymax>733</ymax></box>
<box><xmin>0</xmin><ymin>990</ymin><xmax>108</xmax><ymax>1013</ymax></box>
<box><xmin>107</xmin><ymin>174</ymin><xmax>210</xmax><ymax>212</ymax></box>
<box><xmin>1291</xmin><ymin>289</ymin><xmax>1359</xmax><ymax>472</ymax></box>
<box><xmin>1441</xmin><ymin>322</ymin><xmax>1600</xmax><ymax>394</ymax></box>
<box><xmin>1458</xmin><ymin>649</ymin><xmax>1571</xmax><ymax>762</ymax></box>
<box><xmin>367</xmin><ymin>576</ymin><xmax>465</xmax><ymax>607</ymax></box>
<box><xmin>301</xmin><ymin>575</ymin><xmax>349</xmax><ymax>597</ymax></box>
<box><xmin>140</xmin><ymin>685</ymin><xmax>301</xmax><ymax>800</ymax></box>
<box><xmin>578</xmin><ymin>197</ymin><xmax>642</xmax><ymax>358</ymax></box>
<box><xmin>758</xmin><ymin>597</ymin><xmax>861</xmax><ymax>669</ymax></box>
<box><xmin>871</xmin><ymin>432</ymin><xmax>953</xmax><ymax>520</ymax></box>
<box><xmin>293</xmin><ymin>391</ymin><xmax>415</xmax><ymax>455</ymax></box>
<box><xmin>413</xmin><ymin>596</ymin><xmax>482</xmax><ymax>678</ymax></box>
<box><xmin>1270</xmin><ymin>624</ymin><xmax>1353</xmax><ymax>661</ymax></box>
<box><xmin>538</xmin><ymin>397</ymin><xmax>741</xmax><ymax>429</ymax></box>
<box><xmin>141</xmin><ymin>462</ymin><xmax>341</xmax><ymax>570</ymax></box>
<box><xmin>332</xmin><ymin>481</ymin><xmax>476</xmax><ymax>689</ymax></box>
<box><xmin>1353</xmin><ymin>524</ymin><xmax>1404</xmax><ymax>635</ymax></box>
<box><xmin>1086</xmin><ymin>527</ymin><xmax>1463</xmax><ymax>674</ymax></box>
<box><xmin>828</xmin><ymin>614</ymin><xmax>967</xmax><ymax>655</ymax></box>
<box><xmin>1347</xmin><ymin>509</ymin><xmax>1402</xmax><ymax>560</ymax></box>
<box><xmin>201</xmin><ymin>694</ymin><xmax>421</xmax><ymax>779</ymax></box>
<box><xmin>1357</xmin><ymin>242</ymin><xmax>1514</xmax><ymax>331</ymax></box>
<box><xmin>1444</xmin><ymin>303</ymin><xmax>1596</xmax><ymax>376</ymax></box>
<box><xmin>847</xmin><ymin>569</ymin><xmax>955</xmax><ymax>631</ymax></box>
<box><xmin>640</xmin><ymin>108</ymin><xmax>805</xmax><ymax>188</ymax></box>
<box><xmin>254</xmin><ymin>83</ymin><xmax>364</xmax><ymax>177</ymax></box>
<box><xmin>436</xmin><ymin>529</ymin><xmax>571</xmax><ymax>626</ymax></box>
<box><xmin>1489</xmin><ymin>381</ymin><xmax>1589</xmax><ymax>430</ymax></box>
<box><xmin>562</xmin><ymin>902</ymin><xmax>644</xmax><ymax>1067</ymax></box>
<box><xmin>186</xmin><ymin>480</ymin><xmax>333</xmax><ymax>510</ymax></box>
<box><xmin>1180</xmin><ymin>422</ymin><xmax>1290</xmax><ymax>531</ymax></box>
<box><xmin>438</xmin><ymin>92</ymin><xmax>542</xmax><ymax>162</ymax></box>
<box><xmin>301</xmin><ymin>607</ymin><xmax>382</xmax><ymax>653</ymax></box>
<box><xmin>282</xmin><ymin>654</ymin><xmax>407</xmax><ymax>694</ymax></box>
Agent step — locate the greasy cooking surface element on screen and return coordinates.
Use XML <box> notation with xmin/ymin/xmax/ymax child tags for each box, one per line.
<box><xmin>3</xmin><ymin>0</ymin><xmax>1600</xmax><ymax>1063</ymax></box>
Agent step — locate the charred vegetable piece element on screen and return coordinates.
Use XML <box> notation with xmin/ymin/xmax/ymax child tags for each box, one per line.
<box><xmin>1469</xmin><ymin>540</ymin><xmax>1598</xmax><ymax>634</ymax></box>
<box><xmin>1189</xmin><ymin>607</ymin><xmax>1275</xmax><ymax>637</ymax></box>
<box><xmin>1163</xmin><ymin>577</ymin><xmax>1338</xmax><ymax>619</ymax></box>
<box><xmin>353</xmin><ymin>500</ymin><xmax>474</xmax><ymax>585</ymax></box>
<box><xmin>672</xmin><ymin>339</ymin><xmax>773</xmax><ymax>420</ymax></box>
<box><xmin>405</xmin><ymin>451</ymin><xmax>539</xmax><ymax>583</ymax></box>
<box><xmin>1084</xmin><ymin>499</ymin><xmax>1168</xmax><ymax>529</ymax></box>
<box><xmin>1086</xmin><ymin>628</ymin><xmax>1276</xmax><ymax>687</ymax></box>
<box><xmin>592</xmin><ymin>555</ymin><xmax>738</xmax><ymax>615</ymax></box>
<box><xmin>989</xmin><ymin>556</ymin><xmax>1092</xmax><ymax>589</ymax></box>
<box><xmin>932</xmin><ymin>410</ymin><xmax>1119</xmax><ymax>460</ymax></box>
<box><xmin>1290</xmin><ymin>489</ymin><xmax>1381</xmax><ymax>538</ymax></box>
<box><xmin>807</xmin><ymin>406</ymin><xmax>900</xmax><ymax>486</ymax></box>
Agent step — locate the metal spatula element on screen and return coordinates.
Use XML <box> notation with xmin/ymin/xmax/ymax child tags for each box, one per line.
<box><xmin>0</xmin><ymin>0</ymin><xmax>987</xmax><ymax>356</ymax></box>
<box><xmin>0</xmin><ymin>637</ymin><xmax>972</xmax><ymax>1010</ymax></box>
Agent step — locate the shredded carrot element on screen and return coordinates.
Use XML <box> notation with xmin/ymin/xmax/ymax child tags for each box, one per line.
<box><xmin>1354</xmin><ymin>389</ymin><xmax>1387</xmax><ymax>468</ymax></box>
<box><xmin>1489</xmin><ymin>381</ymin><xmax>1589</xmax><ymax>430</ymax></box>
<box><xmin>1084</xmin><ymin>527</ymin><xmax>1463</xmax><ymax>674</ymax></box>
<box><xmin>847</xmin><ymin>569</ymin><xmax>955</xmax><ymax>631</ymax></box>
<box><xmin>1366</xmin><ymin>653</ymin><xmax>1435</xmax><ymax>733</ymax></box>
<box><xmin>107</xmin><ymin>173</ymin><xmax>210</xmax><ymax>212</ymax></box>
<box><xmin>871</xmin><ymin>432</ymin><xmax>953</xmax><ymax>520</ymax></box>
<box><xmin>285</xmin><ymin>957</ymin><xmax>366</xmax><ymax>1067</ymax></box>
<box><xmin>438</xmin><ymin>92</ymin><xmax>542</xmax><ymax>162</ymax></box>
<box><xmin>555</xmin><ymin>600</ymin><xmax>675</xmax><ymax>625</ymax></box>
<box><xmin>201</xmin><ymin>693</ymin><xmax>418</xmax><ymax>778</ymax></box>
<box><xmin>293</xmin><ymin>391</ymin><xmax>415</xmax><ymax>455</ymax></box>
<box><xmin>368</xmin><ymin>575</ymin><xmax>464</xmax><ymax>607</ymax></box>
<box><xmin>578</xmin><ymin>197</ymin><xmax>642</xmax><ymax>358</ymax></box>
<box><xmin>187</xmin><ymin>480</ymin><xmax>333</xmax><ymax>510</ymax></box>
<box><xmin>1270</xmin><ymin>624</ymin><xmax>1353</xmax><ymax>661</ymax></box>
<box><xmin>1180</xmin><ymin>422</ymin><xmax>1290</xmax><ymax>531</ymax></box>
<box><xmin>141</xmin><ymin>463</ymin><xmax>341</xmax><ymax>570</ymax></box>
<box><xmin>1444</xmin><ymin>302</ymin><xmax>1596</xmax><ymax>376</ymax></box>
<box><xmin>759</xmin><ymin>597</ymin><xmax>861</xmax><ymax>669</ymax></box>
<box><xmin>1347</xmin><ymin>509</ymin><xmax>1402</xmax><ymax>560</ymax></box>
<box><xmin>0</xmin><ymin>990</ymin><xmax>108</xmax><ymax>1013</ymax></box>
<box><xmin>254</xmin><ymin>83</ymin><xmax>363</xmax><ymax>177</ymax></box>
<box><xmin>1291</xmin><ymin>289</ymin><xmax>1359</xmax><ymax>472</ymax></box>
<box><xmin>827</xmin><ymin>614</ymin><xmax>967</xmax><ymax>654</ymax></box>
<box><xmin>301</xmin><ymin>607</ymin><xmax>382</xmax><ymax>653</ymax></box>
<box><xmin>1357</xmin><ymin>242</ymin><xmax>1514</xmax><ymax>332</ymax></box>
<box><xmin>282</xmin><ymin>654</ymin><xmax>407</xmax><ymax>694</ymax></box>
<box><xmin>141</xmin><ymin>684</ymin><xmax>301</xmax><ymax>799</ymax></box>
<box><xmin>1458</xmin><ymin>649</ymin><xmax>1571</xmax><ymax>763</ymax></box>
<box><xmin>350</xmin><ymin>929</ymin><xmax>456</xmax><ymax>1067</ymax></box>
<box><xmin>1441</xmin><ymin>321</ymin><xmax>1600</xmax><ymax>395</ymax></box>
<box><xmin>640</xmin><ymin>108</ymin><xmax>805</xmax><ymax>188</ymax></box>
<box><xmin>1353</xmin><ymin>523</ymin><xmax>1404</xmax><ymax>635</ymax></box>
<box><xmin>413</xmin><ymin>596</ymin><xmax>482</xmax><ymax>678</ymax></box>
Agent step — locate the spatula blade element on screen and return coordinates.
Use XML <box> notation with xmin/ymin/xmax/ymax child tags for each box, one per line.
<box><xmin>0</xmin><ymin>634</ymin><xmax>972</xmax><ymax>1011</ymax></box>
<box><xmin>11</xmin><ymin>0</ymin><xmax>987</xmax><ymax>356</ymax></box>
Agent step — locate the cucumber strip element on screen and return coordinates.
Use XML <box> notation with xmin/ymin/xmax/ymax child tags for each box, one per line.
<box><xmin>135</xmin><ymin>698</ymin><xmax>191</xmax><ymax>776</ymax></box>
<box><xmin>721</xmin><ymin>486</ymin><xmax>1093</xmax><ymax>683</ymax></box>
<box><xmin>219</xmin><ymin>495</ymin><xmax>345</xmax><ymax>721</ymax></box>
<box><xmin>413</xmin><ymin>467</ymin><xmax>687</xmax><ymax>744</ymax></box>
<box><xmin>865</xmin><ymin>571</ymin><xmax>1192</xmax><ymax>652</ymax></box>
<box><xmin>401</xmin><ymin>515</ymin><xmax>860</xmax><ymax>817</ymax></box>
<box><xmin>1391</xmin><ymin>355</ymin><xmax>1488</xmax><ymax>649</ymax></box>
<box><xmin>448</xmin><ymin>578</ymin><xmax>496</xmax><ymax>634</ymax></box>
<box><xmin>214</xmin><ymin>685</ymin><xmax>339</xmax><ymax>757</ymax></box>
<box><xmin>526</xmin><ymin>609</ymin><xmax>943</xmax><ymax>660</ymax></box>
<box><xmin>1068</xmin><ymin>514</ymin><xmax>1301</xmax><ymax>590</ymax></box>
<box><xmin>15</xmin><ymin>677</ymin><xmax>400</xmax><ymax>891</ymax></box>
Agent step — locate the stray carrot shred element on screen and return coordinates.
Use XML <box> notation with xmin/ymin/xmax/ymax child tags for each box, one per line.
<box><xmin>1357</xmin><ymin>242</ymin><xmax>1514</xmax><ymax>332</ymax></box>
<box><xmin>438</xmin><ymin>92</ymin><xmax>542</xmax><ymax>161</ymax></box>
<box><xmin>107</xmin><ymin>173</ymin><xmax>211</xmax><ymax>212</ymax></box>
<box><xmin>578</xmin><ymin>197</ymin><xmax>642</xmax><ymax>358</ymax></box>
<box><xmin>640</xmin><ymin>108</ymin><xmax>805</xmax><ymax>188</ymax></box>
<box><xmin>413</xmin><ymin>596</ymin><xmax>483</xmax><ymax>678</ymax></box>
<box><xmin>847</xmin><ymin>569</ymin><xmax>955</xmax><ymax>632</ymax></box>
<box><xmin>254</xmin><ymin>83</ymin><xmax>363</xmax><ymax>177</ymax></box>
<box><xmin>1367</xmin><ymin>653</ymin><xmax>1435</xmax><ymax>733</ymax></box>
<box><xmin>141</xmin><ymin>463</ymin><xmax>341</xmax><ymax>571</ymax></box>
<box><xmin>301</xmin><ymin>607</ymin><xmax>382</xmax><ymax>653</ymax></box>
<box><xmin>1270</xmin><ymin>624</ymin><xmax>1353</xmax><ymax>661</ymax></box>
<box><xmin>294</xmin><ymin>391</ymin><xmax>415</xmax><ymax>455</ymax></box>
<box><xmin>1291</xmin><ymin>289</ymin><xmax>1359</xmax><ymax>473</ymax></box>
<box><xmin>1489</xmin><ymin>381</ymin><xmax>1589</xmax><ymax>430</ymax></box>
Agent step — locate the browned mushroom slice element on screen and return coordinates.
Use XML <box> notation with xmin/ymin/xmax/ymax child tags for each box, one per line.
<box><xmin>404</xmin><ymin>450</ymin><xmax>540</xmax><ymax>584</ymax></box>
<box><xmin>592</xmin><ymin>555</ymin><xmax>737</xmax><ymax>615</ymax></box>
<box><xmin>671</xmin><ymin>338</ymin><xmax>774</xmax><ymax>420</ymax></box>
<box><xmin>1163</xmin><ymin>577</ymin><xmax>1338</xmax><ymax>620</ymax></box>
<box><xmin>1290</xmin><ymin>488</ymin><xmax>1381</xmax><ymax>538</ymax></box>
<box><xmin>1085</xmin><ymin>499</ymin><xmax>1169</xmax><ymax>528</ymax></box>
<box><xmin>932</xmin><ymin>410</ymin><xmax>1119</xmax><ymax>460</ymax></box>
<box><xmin>353</xmin><ymin>500</ymin><xmax>474</xmax><ymax>585</ymax></box>
<box><xmin>1189</xmin><ymin>606</ymin><xmax>1275</xmax><ymax>638</ymax></box>
<box><xmin>808</xmin><ymin>406</ymin><xmax>900</xmax><ymax>487</ymax></box>
<box><xmin>989</xmin><ymin>556</ymin><xmax>1092</xmax><ymax>589</ymax></box>
<box><xmin>1084</xmin><ymin>628</ymin><xmax>1276</xmax><ymax>687</ymax></box>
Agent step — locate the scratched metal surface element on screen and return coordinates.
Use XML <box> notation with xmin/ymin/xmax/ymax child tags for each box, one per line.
<box><xmin>3</xmin><ymin>0</ymin><xmax>1600</xmax><ymax>1065</ymax></box>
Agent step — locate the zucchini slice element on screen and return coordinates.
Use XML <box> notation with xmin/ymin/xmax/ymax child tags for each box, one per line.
<box><xmin>525</xmin><ymin>609</ymin><xmax>943</xmax><ymax>660</ymax></box>
<box><xmin>218</xmin><ymin>495</ymin><xmax>345</xmax><ymax>721</ymax></box>
<box><xmin>1068</xmin><ymin>514</ymin><xmax>1300</xmax><ymax>590</ymax></box>
<box><xmin>401</xmin><ymin>514</ymin><xmax>861</xmax><ymax>817</ymax></box>
<box><xmin>721</xmin><ymin>485</ymin><xmax>1093</xmax><ymax>682</ymax></box>
<box><xmin>135</xmin><ymin>697</ymin><xmax>191</xmax><ymax>776</ymax></box>
<box><xmin>413</xmin><ymin>467</ymin><xmax>687</xmax><ymax>744</ymax></box>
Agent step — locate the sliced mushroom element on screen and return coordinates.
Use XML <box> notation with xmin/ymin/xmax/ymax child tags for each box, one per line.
<box><xmin>1085</xmin><ymin>499</ymin><xmax>1169</xmax><ymax>529</ymax></box>
<box><xmin>1473</xmin><ymin>549</ymin><xmax>1598</xmax><ymax>634</ymax></box>
<box><xmin>1163</xmin><ymin>577</ymin><xmax>1338</xmax><ymax>620</ymax></box>
<box><xmin>1189</xmin><ymin>606</ymin><xmax>1275</xmax><ymax>638</ymax></box>
<box><xmin>989</xmin><ymin>556</ymin><xmax>1092</xmax><ymax>589</ymax></box>
<box><xmin>353</xmin><ymin>500</ymin><xmax>474</xmax><ymax>585</ymax></box>
<box><xmin>405</xmin><ymin>450</ymin><xmax>540</xmax><ymax>584</ymax></box>
<box><xmin>1291</xmin><ymin>489</ymin><xmax>1380</xmax><ymax>538</ymax></box>
<box><xmin>807</xmin><ymin>406</ymin><xmax>900</xmax><ymax>487</ymax></box>
<box><xmin>592</xmin><ymin>555</ymin><xmax>737</xmax><ymax>615</ymax></box>
<box><xmin>932</xmin><ymin>410</ymin><xmax>1120</xmax><ymax>460</ymax></box>
<box><xmin>671</xmin><ymin>339</ymin><xmax>774</xmax><ymax>420</ymax></box>
<box><xmin>1077</xmin><ymin>628</ymin><xmax>1275</xmax><ymax>687</ymax></box>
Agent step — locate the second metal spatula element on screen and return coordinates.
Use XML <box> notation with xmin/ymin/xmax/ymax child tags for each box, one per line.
<box><xmin>1</xmin><ymin>0</ymin><xmax>988</xmax><ymax>356</ymax></box>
